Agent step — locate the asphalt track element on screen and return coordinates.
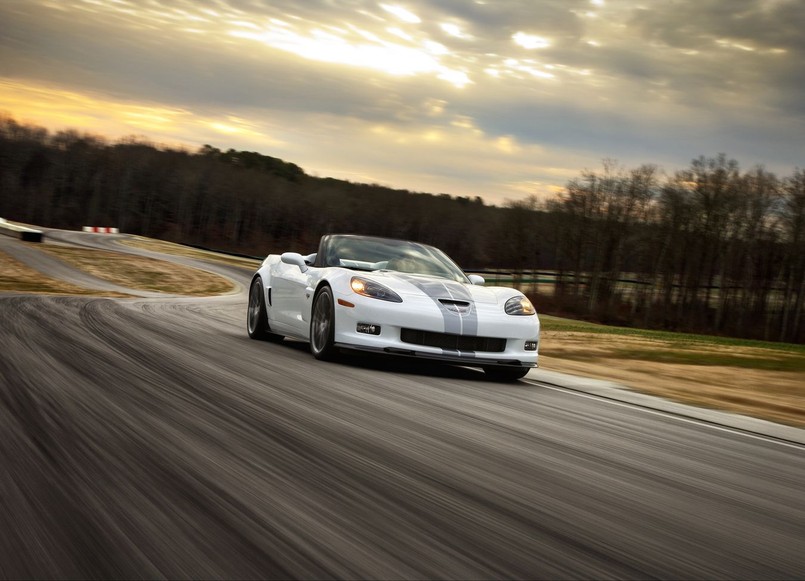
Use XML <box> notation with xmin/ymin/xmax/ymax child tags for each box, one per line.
<box><xmin>1</xmin><ymin>231</ymin><xmax>804</xmax><ymax>579</ymax></box>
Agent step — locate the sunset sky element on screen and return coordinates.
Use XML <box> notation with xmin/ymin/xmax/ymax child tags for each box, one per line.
<box><xmin>1</xmin><ymin>0</ymin><xmax>803</xmax><ymax>204</ymax></box>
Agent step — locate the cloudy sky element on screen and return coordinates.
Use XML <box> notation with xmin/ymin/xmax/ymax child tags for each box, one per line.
<box><xmin>1</xmin><ymin>0</ymin><xmax>803</xmax><ymax>204</ymax></box>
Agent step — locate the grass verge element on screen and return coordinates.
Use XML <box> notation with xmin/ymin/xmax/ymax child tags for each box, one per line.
<box><xmin>540</xmin><ymin>314</ymin><xmax>805</xmax><ymax>354</ymax></box>
<box><xmin>0</xmin><ymin>249</ymin><xmax>131</xmax><ymax>297</ymax></box>
<box><xmin>538</xmin><ymin>314</ymin><xmax>805</xmax><ymax>427</ymax></box>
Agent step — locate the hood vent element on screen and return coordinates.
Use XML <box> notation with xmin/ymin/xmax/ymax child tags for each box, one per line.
<box><xmin>439</xmin><ymin>299</ymin><xmax>472</xmax><ymax>314</ymax></box>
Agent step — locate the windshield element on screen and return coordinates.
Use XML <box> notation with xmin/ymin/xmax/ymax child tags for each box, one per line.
<box><xmin>320</xmin><ymin>235</ymin><xmax>469</xmax><ymax>283</ymax></box>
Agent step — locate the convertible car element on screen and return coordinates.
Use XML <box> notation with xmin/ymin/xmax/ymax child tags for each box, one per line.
<box><xmin>247</xmin><ymin>234</ymin><xmax>540</xmax><ymax>381</ymax></box>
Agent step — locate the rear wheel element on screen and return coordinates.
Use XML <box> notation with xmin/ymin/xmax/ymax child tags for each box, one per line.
<box><xmin>310</xmin><ymin>286</ymin><xmax>338</xmax><ymax>361</ymax></box>
<box><xmin>483</xmin><ymin>366</ymin><xmax>530</xmax><ymax>382</ymax></box>
<box><xmin>247</xmin><ymin>277</ymin><xmax>282</xmax><ymax>342</ymax></box>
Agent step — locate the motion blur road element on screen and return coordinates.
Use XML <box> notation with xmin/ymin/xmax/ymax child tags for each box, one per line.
<box><xmin>2</xmin><ymin>231</ymin><xmax>805</xmax><ymax>579</ymax></box>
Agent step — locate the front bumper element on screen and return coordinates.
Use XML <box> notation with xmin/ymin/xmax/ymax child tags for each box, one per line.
<box><xmin>331</xmin><ymin>288</ymin><xmax>540</xmax><ymax>368</ymax></box>
<box><xmin>334</xmin><ymin>341</ymin><xmax>537</xmax><ymax>368</ymax></box>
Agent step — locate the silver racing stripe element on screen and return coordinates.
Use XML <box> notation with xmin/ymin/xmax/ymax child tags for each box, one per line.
<box><xmin>394</xmin><ymin>275</ymin><xmax>479</xmax><ymax>356</ymax></box>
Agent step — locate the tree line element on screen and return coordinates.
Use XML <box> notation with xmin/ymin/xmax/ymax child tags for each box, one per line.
<box><xmin>538</xmin><ymin>158</ymin><xmax>805</xmax><ymax>343</ymax></box>
<box><xmin>1</xmin><ymin>114</ymin><xmax>803</xmax><ymax>343</ymax></box>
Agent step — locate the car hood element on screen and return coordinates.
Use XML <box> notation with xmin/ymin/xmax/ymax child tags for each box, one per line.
<box><xmin>366</xmin><ymin>271</ymin><xmax>506</xmax><ymax>304</ymax></box>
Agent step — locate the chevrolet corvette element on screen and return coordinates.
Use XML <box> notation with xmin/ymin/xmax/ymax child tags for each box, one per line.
<box><xmin>247</xmin><ymin>234</ymin><xmax>540</xmax><ymax>381</ymax></box>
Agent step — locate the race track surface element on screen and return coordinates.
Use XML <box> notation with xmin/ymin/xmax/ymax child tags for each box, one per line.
<box><xmin>2</xmin><ymin>232</ymin><xmax>804</xmax><ymax>579</ymax></box>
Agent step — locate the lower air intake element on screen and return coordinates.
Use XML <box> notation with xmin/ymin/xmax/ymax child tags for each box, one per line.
<box><xmin>400</xmin><ymin>329</ymin><xmax>506</xmax><ymax>352</ymax></box>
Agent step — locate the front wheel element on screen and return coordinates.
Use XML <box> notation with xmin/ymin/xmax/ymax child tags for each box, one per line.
<box><xmin>310</xmin><ymin>286</ymin><xmax>338</xmax><ymax>361</ymax></box>
<box><xmin>483</xmin><ymin>366</ymin><xmax>530</xmax><ymax>382</ymax></box>
<box><xmin>247</xmin><ymin>277</ymin><xmax>282</xmax><ymax>342</ymax></box>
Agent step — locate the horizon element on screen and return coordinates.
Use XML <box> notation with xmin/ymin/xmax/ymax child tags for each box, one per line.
<box><xmin>1</xmin><ymin>0</ymin><xmax>803</xmax><ymax>204</ymax></box>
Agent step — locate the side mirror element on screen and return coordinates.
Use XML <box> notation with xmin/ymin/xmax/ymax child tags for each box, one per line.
<box><xmin>468</xmin><ymin>274</ymin><xmax>485</xmax><ymax>286</ymax></box>
<box><xmin>281</xmin><ymin>252</ymin><xmax>308</xmax><ymax>273</ymax></box>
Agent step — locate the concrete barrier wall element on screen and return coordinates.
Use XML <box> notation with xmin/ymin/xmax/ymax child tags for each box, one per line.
<box><xmin>0</xmin><ymin>218</ymin><xmax>44</xmax><ymax>243</ymax></box>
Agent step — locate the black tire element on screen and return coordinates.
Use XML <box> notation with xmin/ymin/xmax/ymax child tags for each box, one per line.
<box><xmin>310</xmin><ymin>286</ymin><xmax>338</xmax><ymax>361</ymax></box>
<box><xmin>247</xmin><ymin>277</ymin><xmax>282</xmax><ymax>342</ymax></box>
<box><xmin>483</xmin><ymin>366</ymin><xmax>530</xmax><ymax>382</ymax></box>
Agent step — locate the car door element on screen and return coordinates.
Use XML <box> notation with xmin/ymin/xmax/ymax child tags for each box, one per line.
<box><xmin>270</xmin><ymin>262</ymin><xmax>312</xmax><ymax>337</ymax></box>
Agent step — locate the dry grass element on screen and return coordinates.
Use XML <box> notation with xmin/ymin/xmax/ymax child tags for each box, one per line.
<box><xmin>0</xmin><ymin>249</ymin><xmax>130</xmax><ymax>297</ymax></box>
<box><xmin>120</xmin><ymin>237</ymin><xmax>261</xmax><ymax>269</ymax></box>
<box><xmin>35</xmin><ymin>245</ymin><xmax>236</xmax><ymax>296</ymax></box>
<box><xmin>539</xmin><ymin>321</ymin><xmax>805</xmax><ymax>428</ymax></box>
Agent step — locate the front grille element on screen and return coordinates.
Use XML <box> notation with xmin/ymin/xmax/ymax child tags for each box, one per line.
<box><xmin>400</xmin><ymin>328</ymin><xmax>506</xmax><ymax>352</ymax></box>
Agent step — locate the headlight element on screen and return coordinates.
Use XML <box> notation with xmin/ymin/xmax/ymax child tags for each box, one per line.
<box><xmin>505</xmin><ymin>295</ymin><xmax>536</xmax><ymax>315</ymax></box>
<box><xmin>350</xmin><ymin>277</ymin><xmax>403</xmax><ymax>303</ymax></box>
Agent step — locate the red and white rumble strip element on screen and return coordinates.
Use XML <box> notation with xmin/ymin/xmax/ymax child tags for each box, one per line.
<box><xmin>82</xmin><ymin>227</ymin><xmax>120</xmax><ymax>234</ymax></box>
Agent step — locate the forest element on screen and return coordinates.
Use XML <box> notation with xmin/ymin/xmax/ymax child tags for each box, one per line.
<box><xmin>1</xmin><ymin>113</ymin><xmax>803</xmax><ymax>343</ymax></box>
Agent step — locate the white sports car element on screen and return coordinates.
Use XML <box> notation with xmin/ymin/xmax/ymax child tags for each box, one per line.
<box><xmin>247</xmin><ymin>234</ymin><xmax>540</xmax><ymax>381</ymax></box>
